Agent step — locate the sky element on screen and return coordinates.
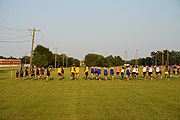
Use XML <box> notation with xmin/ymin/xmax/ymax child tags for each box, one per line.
<box><xmin>0</xmin><ymin>0</ymin><xmax>180</xmax><ymax>60</ymax></box>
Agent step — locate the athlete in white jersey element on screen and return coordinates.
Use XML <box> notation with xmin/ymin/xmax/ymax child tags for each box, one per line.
<box><xmin>135</xmin><ymin>66</ymin><xmax>139</xmax><ymax>80</ymax></box>
<box><xmin>132</xmin><ymin>66</ymin><xmax>136</xmax><ymax>80</ymax></box>
<box><xmin>156</xmin><ymin>66</ymin><xmax>160</xmax><ymax>81</ymax></box>
<box><xmin>142</xmin><ymin>66</ymin><xmax>147</xmax><ymax>80</ymax></box>
<box><xmin>121</xmin><ymin>67</ymin><xmax>125</xmax><ymax>79</ymax></box>
<box><xmin>148</xmin><ymin>66</ymin><xmax>153</xmax><ymax>80</ymax></box>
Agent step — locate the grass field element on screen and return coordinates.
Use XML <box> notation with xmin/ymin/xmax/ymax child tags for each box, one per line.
<box><xmin>0</xmin><ymin>67</ymin><xmax>180</xmax><ymax>120</ymax></box>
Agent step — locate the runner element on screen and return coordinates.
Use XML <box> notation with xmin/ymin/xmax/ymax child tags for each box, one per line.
<box><xmin>84</xmin><ymin>65</ymin><xmax>89</xmax><ymax>80</ymax></box>
<box><xmin>40</xmin><ymin>65</ymin><xmax>45</xmax><ymax>80</ymax></box>
<box><xmin>142</xmin><ymin>66</ymin><xmax>147</xmax><ymax>80</ymax></box>
<box><xmin>75</xmin><ymin>66</ymin><xmax>80</xmax><ymax>80</ymax></box>
<box><xmin>132</xmin><ymin>66</ymin><xmax>136</xmax><ymax>80</ymax></box>
<box><xmin>135</xmin><ymin>66</ymin><xmax>139</xmax><ymax>80</ymax></box>
<box><xmin>61</xmin><ymin>66</ymin><xmax>65</xmax><ymax>78</ymax></box>
<box><xmin>25</xmin><ymin>67</ymin><xmax>29</xmax><ymax>80</ymax></box>
<box><xmin>178</xmin><ymin>64</ymin><xmax>180</xmax><ymax>78</ymax></box>
<box><xmin>116</xmin><ymin>66</ymin><xmax>120</xmax><ymax>79</ymax></box>
<box><xmin>94</xmin><ymin>66</ymin><xmax>98</xmax><ymax>79</ymax></box>
<box><xmin>57</xmin><ymin>66</ymin><xmax>62</xmax><ymax>81</ymax></box>
<box><xmin>36</xmin><ymin>67</ymin><xmax>40</xmax><ymax>80</ymax></box>
<box><xmin>110</xmin><ymin>67</ymin><xmax>115</xmax><ymax>80</ymax></box>
<box><xmin>164</xmin><ymin>66</ymin><xmax>169</xmax><ymax>79</ymax></box>
<box><xmin>16</xmin><ymin>70</ymin><xmax>19</xmax><ymax>78</ymax></box>
<box><xmin>156</xmin><ymin>65</ymin><xmax>160</xmax><ymax>81</ymax></box>
<box><xmin>168</xmin><ymin>66</ymin><xmax>171</xmax><ymax>78</ymax></box>
<box><xmin>104</xmin><ymin>66</ymin><xmax>108</xmax><ymax>81</ymax></box>
<box><xmin>70</xmin><ymin>65</ymin><xmax>75</xmax><ymax>80</ymax></box>
<box><xmin>97</xmin><ymin>66</ymin><xmax>101</xmax><ymax>81</ymax></box>
<box><xmin>90</xmin><ymin>65</ymin><xmax>95</xmax><ymax>80</ymax></box>
<box><xmin>31</xmin><ymin>66</ymin><xmax>35</xmax><ymax>80</ymax></box>
<box><xmin>126</xmin><ymin>66</ymin><xmax>130</xmax><ymax>81</ymax></box>
<box><xmin>159</xmin><ymin>66</ymin><xmax>163</xmax><ymax>79</ymax></box>
<box><xmin>121</xmin><ymin>67</ymin><xmax>125</xmax><ymax>80</ymax></box>
<box><xmin>46</xmin><ymin>66</ymin><xmax>51</xmax><ymax>82</ymax></box>
<box><xmin>148</xmin><ymin>66</ymin><xmax>153</xmax><ymax>80</ymax></box>
<box><xmin>19</xmin><ymin>67</ymin><xmax>24</xmax><ymax>80</ymax></box>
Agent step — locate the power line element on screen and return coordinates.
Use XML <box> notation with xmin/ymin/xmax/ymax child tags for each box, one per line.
<box><xmin>0</xmin><ymin>35</ymin><xmax>30</xmax><ymax>40</ymax></box>
<box><xmin>35</xmin><ymin>32</ymin><xmax>45</xmax><ymax>47</ymax></box>
<box><xmin>0</xmin><ymin>25</ymin><xmax>27</xmax><ymax>32</ymax></box>
<box><xmin>34</xmin><ymin>40</ymin><xmax>39</xmax><ymax>46</ymax></box>
<box><xmin>33</xmin><ymin>31</ymin><xmax>49</xmax><ymax>48</ymax></box>
<box><xmin>0</xmin><ymin>39</ymin><xmax>31</xmax><ymax>43</ymax></box>
<box><xmin>0</xmin><ymin>25</ymin><xmax>30</xmax><ymax>44</ymax></box>
<box><xmin>40</xmin><ymin>31</ymin><xmax>49</xmax><ymax>48</ymax></box>
<box><xmin>0</xmin><ymin>30</ymin><xmax>29</xmax><ymax>36</ymax></box>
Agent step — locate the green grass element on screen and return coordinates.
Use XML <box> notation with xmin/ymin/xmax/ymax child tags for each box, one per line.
<box><xmin>0</xmin><ymin>67</ymin><xmax>180</xmax><ymax>120</ymax></box>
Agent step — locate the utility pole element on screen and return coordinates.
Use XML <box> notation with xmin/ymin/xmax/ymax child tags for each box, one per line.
<box><xmin>167</xmin><ymin>49</ymin><xmax>169</xmax><ymax>66</ymax></box>
<box><xmin>29</xmin><ymin>28</ymin><xmax>40</xmax><ymax>74</ymax></box>
<box><xmin>66</xmin><ymin>56</ymin><xmax>68</xmax><ymax>68</ymax></box>
<box><xmin>155</xmin><ymin>53</ymin><xmax>158</xmax><ymax>66</ymax></box>
<box><xmin>125</xmin><ymin>51</ymin><xmax>127</xmax><ymax>65</ymax></box>
<box><xmin>162</xmin><ymin>50</ymin><xmax>164</xmax><ymax>66</ymax></box>
<box><xmin>136</xmin><ymin>50</ymin><xmax>139</xmax><ymax>66</ymax></box>
<box><xmin>62</xmin><ymin>54</ymin><xmax>65</xmax><ymax>67</ymax></box>
<box><xmin>55</xmin><ymin>48</ymin><xmax>58</xmax><ymax>70</ymax></box>
<box><xmin>25</xmin><ymin>53</ymin><xmax>27</xmax><ymax>65</ymax></box>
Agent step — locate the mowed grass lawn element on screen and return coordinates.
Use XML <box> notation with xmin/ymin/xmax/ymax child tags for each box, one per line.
<box><xmin>0</xmin><ymin>67</ymin><xmax>180</xmax><ymax>120</ymax></box>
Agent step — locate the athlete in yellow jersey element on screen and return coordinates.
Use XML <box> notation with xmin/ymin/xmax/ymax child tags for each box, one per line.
<box><xmin>70</xmin><ymin>65</ymin><xmax>75</xmax><ymax>80</ymax></box>
<box><xmin>75</xmin><ymin>66</ymin><xmax>80</xmax><ymax>80</ymax></box>
<box><xmin>84</xmin><ymin>65</ymin><xmax>89</xmax><ymax>80</ymax></box>
<box><xmin>57</xmin><ymin>66</ymin><xmax>62</xmax><ymax>81</ymax></box>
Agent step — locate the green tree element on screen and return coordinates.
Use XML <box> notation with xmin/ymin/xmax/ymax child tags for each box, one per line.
<box><xmin>33</xmin><ymin>54</ymin><xmax>48</xmax><ymax>67</ymax></box>
<box><xmin>74</xmin><ymin>59</ymin><xmax>80</xmax><ymax>67</ymax></box>
<box><xmin>33</xmin><ymin>45</ymin><xmax>53</xmax><ymax>67</ymax></box>
<box><xmin>67</xmin><ymin>57</ymin><xmax>74</xmax><ymax>67</ymax></box>
<box><xmin>85</xmin><ymin>54</ymin><xmax>105</xmax><ymax>67</ymax></box>
<box><xmin>106</xmin><ymin>55</ymin><xmax>114</xmax><ymax>66</ymax></box>
<box><xmin>114</xmin><ymin>56</ymin><xmax>124</xmax><ymax>66</ymax></box>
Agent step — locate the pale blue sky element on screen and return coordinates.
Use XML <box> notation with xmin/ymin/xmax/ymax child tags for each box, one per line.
<box><xmin>0</xmin><ymin>0</ymin><xmax>180</xmax><ymax>60</ymax></box>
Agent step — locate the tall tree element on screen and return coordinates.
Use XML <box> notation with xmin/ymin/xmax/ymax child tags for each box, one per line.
<box><xmin>67</xmin><ymin>57</ymin><xmax>74</xmax><ymax>67</ymax></box>
<box><xmin>85</xmin><ymin>54</ymin><xmax>105</xmax><ymax>67</ymax></box>
<box><xmin>85</xmin><ymin>54</ymin><xmax>124</xmax><ymax>67</ymax></box>
<box><xmin>74</xmin><ymin>59</ymin><xmax>80</xmax><ymax>67</ymax></box>
<box><xmin>33</xmin><ymin>45</ymin><xmax>53</xmax><ymax>67</ymax></box>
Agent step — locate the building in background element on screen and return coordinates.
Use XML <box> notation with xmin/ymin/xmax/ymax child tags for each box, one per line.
<box><xmin>0</xmin><ymin>59</ymin><xmax>21</xmax><ymax>67</ymax></box>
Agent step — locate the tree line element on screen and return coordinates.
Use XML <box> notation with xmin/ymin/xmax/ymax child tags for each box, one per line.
<box><xmin>84</xmin><ymin>54</ymin><xmax>124</xmax><ymax>67</ymax></box>
<box><xmin>1</xmin><ymin>45</ymin><xmax>180</xmax><ymax>67</ymax></box>
<box><xmin>129</xmin><ymin>50</ymin><xmax>180</xmax><ymax>66</ymax></box>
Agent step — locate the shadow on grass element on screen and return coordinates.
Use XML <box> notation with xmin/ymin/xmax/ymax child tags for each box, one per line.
<box><xmin>0</xmin><ymin>77</ymin><xmax>6</xmax><ymax>80</ymax></box>
<box><xmin>60</xmin><ymin>77</ymin><xmax>65</xmax><ymax>80</ymax></box>
<box><xmin>0</xmin><ymin>70</ymin><xmax>7</xmax><ymax>74</ymax></box>
<box><xmin>50</xmin><ymin>78</ymin><xmax>54</xmax><ymax>80</ymax></box>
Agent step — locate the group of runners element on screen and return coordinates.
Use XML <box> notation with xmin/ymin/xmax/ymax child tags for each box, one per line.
<box><xmin>16</xmin><ymin>64</ymin><xmax>180</xmax><ymax>81</ymax></box>
<box><xmin>69</xmin><ymin>64</ymin><xmax>180</xmax><ymax>81</ymax></box>
<box><xmin>16</xmin><ymin>65</ymin><xmax>53</xmax><ymax>82</ymax></box>
<box><xmin>69</xmin><ymin>65</ymin><xmax>116</xmax><ymax>81</ymax></box>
